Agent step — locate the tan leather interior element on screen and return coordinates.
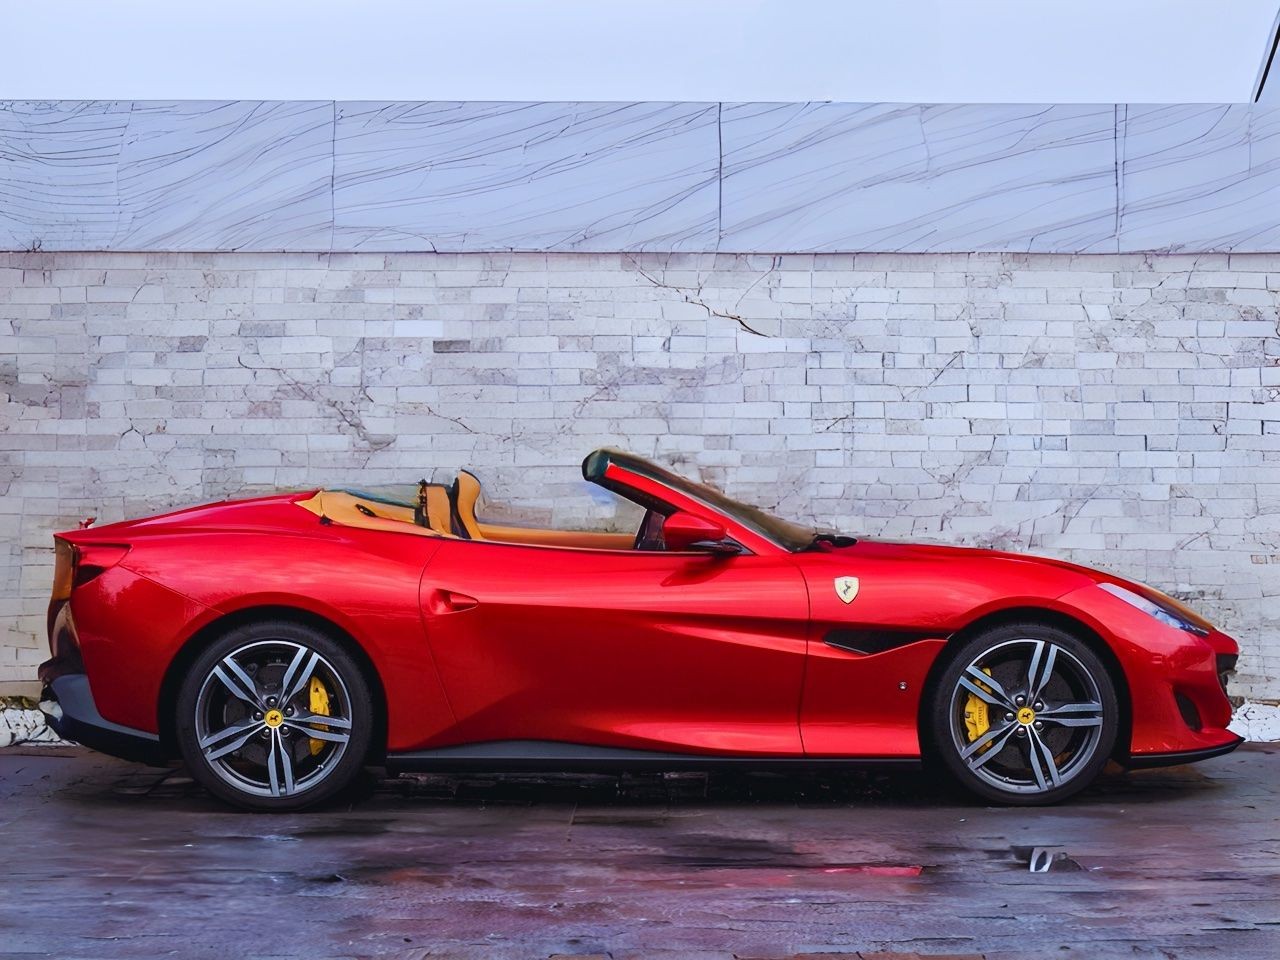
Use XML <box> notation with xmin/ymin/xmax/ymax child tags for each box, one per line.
<box><xmin>296</xmin><ymin>489</ymin><xmax>456</xmax><ymax>539</ymax></box>
<box><xmin>423</xmin><ymin>486</ymin><xmax>454</xmax><ymax>536</ymax></box>
<box><xmin>475</xmin><ymin>523</ymin><xmax>635</xmax><ymax>550</ymax></box>
<box><xmin>295</xmin><ymin>471</ymin><xmax>638</xmax><ymax>551</ymax></box>
<box><xmin>453</xmin><ymin>470</ymin><xmax>484</xmax><ymax>539</ymax></box>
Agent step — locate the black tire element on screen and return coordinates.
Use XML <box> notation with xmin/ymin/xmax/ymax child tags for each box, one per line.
<box><xmin>174</xmin><ymin>620</ymin><xmax>374</xmax><ymax>811</ymax></box>
<box><xmin>928</xmin><ymin>621</ymin><xmax>1119</xmax><ymax>805</ymax></box>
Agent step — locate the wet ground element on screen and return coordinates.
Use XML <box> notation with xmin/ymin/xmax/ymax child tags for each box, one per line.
<box><xmin>0</xmin><ymin>746</ymin><xmax>1276</xmax><ymax>960</ymax></box>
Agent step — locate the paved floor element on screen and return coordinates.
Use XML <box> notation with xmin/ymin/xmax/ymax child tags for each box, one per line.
<box><xmin>0</xmin><ymin>746</ymin><xmax>1276</xmax><ymax>960</ymax></box>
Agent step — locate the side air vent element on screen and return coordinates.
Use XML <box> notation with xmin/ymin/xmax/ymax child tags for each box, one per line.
<box><xmin>823</xmin><ymin>629</ymin><xmax>935</xmax><ymax>656</ymax></box>
<box><xmin>1175</xmin><ymin>692</ymin><xmax>1202</xmax><ymax>732</ymax></box>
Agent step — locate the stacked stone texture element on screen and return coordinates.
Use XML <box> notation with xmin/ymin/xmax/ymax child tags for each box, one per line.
<box><xmin>1</xmin><ymin>249</ymin><xmax>1277</xmax><ymax>698</ymax></box>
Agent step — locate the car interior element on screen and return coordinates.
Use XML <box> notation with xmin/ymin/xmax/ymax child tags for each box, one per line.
<box><xmin>295</xmin><ymin>471</ymin><xmax>645</xmax><ymax>551</ymax></box>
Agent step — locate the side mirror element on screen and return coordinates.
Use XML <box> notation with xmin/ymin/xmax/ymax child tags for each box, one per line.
<box><xmin>662</xmin><ymin>511</ymin><xmax>741</xmax><ymax>555</ymax></box>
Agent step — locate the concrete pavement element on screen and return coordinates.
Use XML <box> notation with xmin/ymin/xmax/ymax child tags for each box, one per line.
<box><xmin>0</xmin><ymin>745</ymin><xmax>1276</xmax><ymax>959</ymax></box>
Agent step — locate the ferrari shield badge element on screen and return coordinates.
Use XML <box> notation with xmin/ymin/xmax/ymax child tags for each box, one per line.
<box><xmin>834</xmin><ymin>576</ymin><xmax>860</xmax><ymax>604</ymax></box>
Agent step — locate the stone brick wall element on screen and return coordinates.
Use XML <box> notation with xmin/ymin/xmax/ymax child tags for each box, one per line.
<box><xmin>2</xmin><ymin>249</ymin><xmax>1278</xmax><ymax>699</ymax></box>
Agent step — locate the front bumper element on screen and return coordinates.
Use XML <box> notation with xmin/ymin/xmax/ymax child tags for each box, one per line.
<box><xmin>42</xmin><ymin>674</ymin><xmax>169</xmax><ymax>766</ymax></box>
<box><xmin>1057</xmin><ymin>583</ymin><xmax>1243</xmax><ymax>761</ymax></box>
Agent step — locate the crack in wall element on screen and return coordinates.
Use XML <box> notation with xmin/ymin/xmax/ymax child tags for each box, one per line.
<box><xmin>626</xmin><ymin>254</ymin><xmax>771</xmax><ymax>337</ymax></box>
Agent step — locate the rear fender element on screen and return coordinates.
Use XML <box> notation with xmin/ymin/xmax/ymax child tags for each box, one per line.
<box><xmin>71</xmin><ymin>526</ymin><xmax>455</xmax><ymax>751</ymax></box>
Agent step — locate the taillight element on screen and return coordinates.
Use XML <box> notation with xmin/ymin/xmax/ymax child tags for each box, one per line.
<box><xmin>72</xmin><ymin>543</ymin><xmax>130</xmax><ymax>587</ymax></box>
<box><xmin>47</xmin><ymin>538</ymin><xmax>130</xmax><ymax>636</ymax></box>
<box><xmin>46</xmin><ymin>536</ymin><xmax>110</xmax><ymax>685</ymax></box>
<box><xmin>51</xmin><ymin>538</ymin><xmax>76</xmax><ymax>605</ymax></box>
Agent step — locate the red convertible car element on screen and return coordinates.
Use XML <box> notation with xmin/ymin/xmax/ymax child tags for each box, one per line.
<box><xmin>40</xmin><ymin>449</ymin><xmax>1241</xmax><ymax>810</ymax></box>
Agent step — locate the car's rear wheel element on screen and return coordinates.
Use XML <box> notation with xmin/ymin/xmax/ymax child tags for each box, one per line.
<box><xmin>929</xmin><ymin>622</ymin><xmax>1118</xmax><ymax>805</ymax></box>
<box><xmin>174</xmin><ymin>621</ymin><xmax>373</xmax><ymax>811</ymax></box>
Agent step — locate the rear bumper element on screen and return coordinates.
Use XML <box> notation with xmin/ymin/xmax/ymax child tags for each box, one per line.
<box><xmin>42</xmin><ymin>674</ymin><xmax>169</xmax><ymax>766</ymax></box>
<box><xmin>1123</xmin><ymin>735</ymin><xmax>1245</xmax><ymax>769</ymax></box>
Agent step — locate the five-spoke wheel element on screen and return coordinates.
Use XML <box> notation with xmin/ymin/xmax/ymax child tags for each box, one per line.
<box><xmin>930</xmin><ymin>623</ymin><xmax>1118</xmax><ymax>804</ymax></box>
<box><xmin>175</xmin><ymin>621</ymin><xmax>372</xmax><ymax>811</ymax></box>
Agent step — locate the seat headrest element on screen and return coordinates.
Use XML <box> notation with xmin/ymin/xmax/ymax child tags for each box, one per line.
<box><xmin>453</xmin><ymin>470</ymin><xmax>483</xmax><ymax>540</ymax></box>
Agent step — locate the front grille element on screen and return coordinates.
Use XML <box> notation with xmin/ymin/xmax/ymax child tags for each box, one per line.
<box><xmin>1216</xmin><ymin>654</ymin><xmax>1238</xmax><ymax>699</ymax></box>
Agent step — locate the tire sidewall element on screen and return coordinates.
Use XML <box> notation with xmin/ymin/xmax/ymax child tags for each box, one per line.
<box><xmin>174</xmin><ymin>620</ymin><xmax>374</xmax><ymax>811</ymax></box>
<box><xmin>929</xmin><ymin>622</ymin><xmax>1119</xmax><ymax>805</ymax></box>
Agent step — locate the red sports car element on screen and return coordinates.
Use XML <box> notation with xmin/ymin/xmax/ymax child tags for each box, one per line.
<box><xmin>40</xmin><ymin>449</ymin><xmax>1242</xmax><ymax>810</ymax></box>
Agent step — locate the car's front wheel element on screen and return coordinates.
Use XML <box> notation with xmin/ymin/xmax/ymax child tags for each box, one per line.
<box><xmin>174</xmin><ymin>621</ymin><xmax>373</xmax><ymax>811</ymax></box>
<box><xmin>929</xmin><ymin>622</ymin><xmax>1119</xmax><ymax>805</ymax></box>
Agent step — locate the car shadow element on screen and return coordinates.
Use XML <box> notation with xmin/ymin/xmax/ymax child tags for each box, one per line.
<box><xmin>70</xmin><ymin>756</ymin><xmax>1231</xmax><ymax>813</ymax></box>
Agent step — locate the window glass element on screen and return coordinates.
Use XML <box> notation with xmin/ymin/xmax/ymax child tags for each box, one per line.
<box><xmin>475</xmin><ymin>480</ymin><xmax>648</xmax><ymax>536</ymax></box>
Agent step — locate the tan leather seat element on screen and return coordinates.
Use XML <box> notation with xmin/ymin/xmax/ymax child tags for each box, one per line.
<box><xmin>423</xmin><ymin>485</ymin><xmax>454</xmax><ymax>537</ymax></box>
<box><xmin>453</xmin><ymin>470</ymin><xmax>484</xmax><ymax>540</ymax></box>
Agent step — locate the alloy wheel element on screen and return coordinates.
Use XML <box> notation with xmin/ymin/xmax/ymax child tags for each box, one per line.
<box><xmin>948</xmin><ymin>638</ymin><xmax>1106</xmax><ymax>796</ymax></box>
<box><xmin>193</xmin><ymin>639</ymin><xmax>353</xmax><ymax>799</ymax></box>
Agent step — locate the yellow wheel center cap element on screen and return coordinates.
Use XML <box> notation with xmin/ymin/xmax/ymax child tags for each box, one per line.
<box><xmin>264</xmin><ymin>709</ymin><xmax>284</xmax><ymax>728</ymax></box>
<box><xmin>1017</xmin><ymin>706</ymin><xmax>1036</xmax><ymax>725</ymax></box>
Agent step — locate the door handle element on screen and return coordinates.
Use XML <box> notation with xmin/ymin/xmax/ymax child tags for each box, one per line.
<box><xmin>427</xmin><ymin>589</ymin><xmax>479</xmax><ymax>614</ymax></box>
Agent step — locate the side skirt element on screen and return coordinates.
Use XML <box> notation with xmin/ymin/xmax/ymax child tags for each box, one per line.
<box><xmin>385</xmin><ymin>740</ymin><xmax>922</xmax><ymax>774</ymax></box>
<box><xmin>1123</xmin><ymin>735</ymin><xmax>1245</xmax><ymax>770</ymax></box>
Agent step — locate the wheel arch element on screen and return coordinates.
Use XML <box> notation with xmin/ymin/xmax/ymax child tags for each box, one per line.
<box><xmin>156</xmin><ymin>604</ymin><xmax>389</xmax><ymax>762</ymax></box>
<box><xmin>919</xmin><ymin>604</ymin><xmax>1133</xmax><ymax>762</ymax></box>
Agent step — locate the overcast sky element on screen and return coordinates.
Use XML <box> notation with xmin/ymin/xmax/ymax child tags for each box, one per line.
<box><xmin>3</xmin><ymin>0</ymin><xmax>1278</xmax><ymax>103</ymax></box>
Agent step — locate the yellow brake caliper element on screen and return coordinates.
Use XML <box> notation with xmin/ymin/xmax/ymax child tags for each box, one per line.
<box><xmin>963</xmin><ymin>667</ymin><xmax>994</xmax><ymax>749</ymax></box>
<box><xmin>308</xmin><ymin>675</ymin><xmax>331</xmax><ymax>756</ymax></box>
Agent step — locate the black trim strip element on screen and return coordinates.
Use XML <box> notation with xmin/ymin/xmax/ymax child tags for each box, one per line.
<box><xmin>823</xmin><ymin>629</ymin><xmax>938</xmax><ymax>656</ymax></box>
<box><xmin>1124</xmin><ymin>735</ymin><xmax>1244</xmax><ymax>770</ymax></box>
<box><xmin>386</xmin><ymin>740</ymin><xmax>920</xmax><ymax>774</ymax></box>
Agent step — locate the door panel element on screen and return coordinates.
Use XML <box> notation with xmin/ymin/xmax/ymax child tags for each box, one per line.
<box><xmin>420</xmin><ymin>540</ymin><xmax>809</xmax><ymax>755</ymax></box>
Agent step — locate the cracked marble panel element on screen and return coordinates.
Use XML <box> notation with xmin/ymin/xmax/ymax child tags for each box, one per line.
<box><xmin>718</xmin><ymin>102</ymin><xmax>1119</xmax><ymax>253</ymax></box>
<box><xmin>1118</xmin><ymin>104</ymin><xmax>1280</xmax><ymax>252</ymax></box>
<box><xmin>5</xmin><ymin>101</ymin><xmax>1280</xmax><ymax>253</ymax></box>
<box><xmin>0</xmin><ymin>101</ymin><xmax>132</xmax><ymax>250</ymax></box>
<box><xmin>331</xmin><ymin>101</ymin><xmax>719</xmax><ymax>251</ymax></box>
<box><xmin>0</xmin><ymin>101</ymin><xmax>334</xmax><ymax>251</ymax></box>
<box><xmin>112</xmin><ymin>101</ymin><xmax>334</xmax><ymax>250</ymax></box>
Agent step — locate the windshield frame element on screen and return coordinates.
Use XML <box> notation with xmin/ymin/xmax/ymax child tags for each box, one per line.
<box><xmin>582</xmin><ymin>449</ymin><xmax>818</xmax><ymax>553</ymax></box>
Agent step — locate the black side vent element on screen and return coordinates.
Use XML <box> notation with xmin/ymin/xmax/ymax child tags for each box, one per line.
<box><xmin>823</xmin><ymin>629</ymin><xmax>935</xmax><ymax>656</ymax></box>
<box><xmin>1175</xmin><ymin>692</ymin><xmax>1203</xmax><ymax>732</ymax></box>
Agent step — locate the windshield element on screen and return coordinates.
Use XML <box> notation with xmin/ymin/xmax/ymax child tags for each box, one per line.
<box><xmin>583</xmin><ymin>450</ymin><xmax>818</xmax><ymax>552</ymax></box>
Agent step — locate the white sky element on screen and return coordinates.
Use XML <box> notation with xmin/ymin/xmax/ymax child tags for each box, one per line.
<box><xmin>3</xmin><ymin>0</ymin><xmax>1278</xmax><ymax>103</ymax></box>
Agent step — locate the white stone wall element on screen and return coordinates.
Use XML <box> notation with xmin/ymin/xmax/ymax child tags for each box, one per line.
<box><xmin>2</xmin><ymin>249</ymin><xmax>1278</xmax><ymax>699</ymax></box>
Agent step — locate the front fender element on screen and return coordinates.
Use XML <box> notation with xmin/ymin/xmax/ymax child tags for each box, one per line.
<box><xmin>1057</xmin><ymin>583</ymin><xmax>1239</xmax><ymax>758</ymax></box>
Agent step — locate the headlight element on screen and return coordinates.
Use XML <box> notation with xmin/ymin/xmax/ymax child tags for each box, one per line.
<box><xmin>1098</xmin><ymin>582</ymin><xmax>1209</xmax><ymax>636</ymax></box>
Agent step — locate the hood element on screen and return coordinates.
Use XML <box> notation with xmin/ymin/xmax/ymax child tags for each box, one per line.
<box><xmin>840</xmin><ymin>536</ymin><xmax>1202</xmax><ymax>616</ymax></box>
<box><xmin>847</xmin><ymin>537</ymin><xmax>1107</xmax><ymax>580</ymax></box>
